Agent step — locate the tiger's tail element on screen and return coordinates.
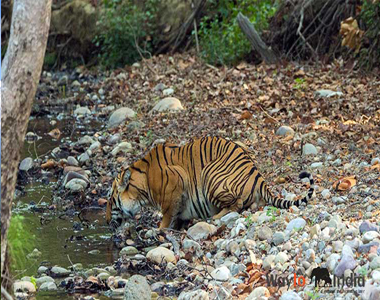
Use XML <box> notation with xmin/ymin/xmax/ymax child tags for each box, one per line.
<box><xmin>265</xmin><ymin>171</ymin><xmax>315</xmax><ymax>209</ymax></box>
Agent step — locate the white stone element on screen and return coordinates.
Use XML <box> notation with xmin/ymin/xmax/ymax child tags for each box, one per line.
<box><xmin>210</xmin><ymin>266</ymin><xmax>231</xmax><ymax>281</ymax></box>
<box><xmin>146</xmin><ymin>247</ymin><xmax>176</xmax><ymax>264</ymax></box>
<box><xmin>163</xmin><ymin>88</ymin><xmax>174</xmax><ymax>96</ymax></box>
<box><xmin>303</xmin><ymin>143</ymin><xmax>318</xmax><ymax>155</ymax></box>
<box><xmin>151</xmin><ymin>97</ymin><xmax>184</xmax><ymax>112</ymax></box>
<box><xmin>74</xmin><ymin>106</ymin><xmax>91</xmax><ymax>115</ymax></box>
<box><xmin>280</xmin><ymin>291</ymin><xmax>303</xmax><ymax>300</ymax></box>
<box><xmin>286</xmin><ymin>218</ymin><xmax>306</xmax><ymax>231</ymax></box>
<box><xmin>187</xmin><ymin>222</ymin><xmax>217</xmax><ymax>240</ymax></box>
<box><xmin>276</xmin><ymin>126</ymin><xmax>294</xmax><ymax>137</ymax></box>
<box><xmin>108</xmin><ymin>107</ymin><xmax>136</xmax><ymax>128</ymax></box>
<box><xmin>13</xmin><ymin>281</ymin><xmax>36</xmax><ymax>293</ymax></box>
<box><xmin>111</xmin><ymin>142</ymin><xmax>132</xmax><ymax>156</ymax></box>
<box><xmin>247</xmin><ymin>287</ymin><xmax>270</xmax><ymax>299</ymax></box>
<box><xmin>315</xmin><ymin>89</ymin><xmax>343</xmax><ymax>98</ymax></box>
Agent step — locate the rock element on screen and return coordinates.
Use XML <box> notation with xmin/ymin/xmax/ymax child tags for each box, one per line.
<box><xmin>63</xmin><ymin>171</ymin><xmax>89</xmax><ymax>186</ymax></box>
<box><xmin>310</xmin><ymin>224</ymin><xmax>321</xmax><ymax>237</ymax></box>
<box><xmin>286</xmin><ymin>218</ymin><xmax>306</xmax><ymax>231</ymax></box>
<box><xmin>220</xmin><ymin>212</ymin><xmax>240</xmax><ymax>226</ymax></box>
<box><xmin>275</xmin><ymin>252</ymin><xmax>288</xmax><ymax>264</ymax></box>
<box><xmin>72</xmin><ymin>80</ymin><xmax>81</xmax><ymax>87</ymax></box>
<box><xmin>263</xmin><ymin>255</ymin><xmax>275</xmax><ymax>270</ymax></box>
<box><xmin>373</xmin><ymin>270</ymin><xmax>380</xmax><ymax>282</ymax></box>
<box><xmin>315</xmin><ymin>89</ymin><xmax>343</xmax><ymax>98</ymax></box>
<box><xmin>276</xmin><ymin>126</ymin><xmax>294</xmax><ymax>137</ymax></box>
<box><xmin>108</xmin><ymin>107</ymin><xmax>136</xmax><ymax>128</ymax></box>
<box><xmin>183</xmin><ymin>239</ymin><xmax>202</xmax><ymax>255</ymax></box>
<box><xmin>67</xmin><ymin>156</ymin><xmax>79</xmax><ymax>166</ymax></box>
<box><xmin>78</xmin><ymin>151</ymin><xmax>91</xmax><ymax>163</ymax></box>
<box><xmin>358</xmin><ymin>242</ymin><xmax>379</xmax><ymax>253</ymax></box>
<box><xmin>39</xmin><ymin>281</ymin><xmax>57</xmax><ymax>291</ymax></box>
<box><xmin>26</xmin><ymin>248</ymin><xmax>41</xmax><ymax>259</ymax></box>
<box><xmin>305</xmin><ymin>249</ymin><xmax>315</xmax><ymax>262</ymax></box>
<box><xmin>37</xmin><ymin>266</ymin><xmax>48</xmax><ymax>274</ymax></box>
<box><xmin>146</xmin><ymin>247</ymin><xmax>176</xmax><ymax>264</ymax></box>
<box><xmin>123</xmin><ymin>275</ymin><xmax>151</xmax><ymax>300</ymax></box>
<box><xmin>210</xmin><ymin>266</ymin><xmax>231</xmax><ymax>281</ymax></box>
<box><xmin>120</xmin><ymin>246</ymin><xmax>139</xmax><ymax>256</ymax></box>
<box><xmin>19</xmin><ymin>157</ymin><xmax>34</xmax><ymax>171</ymax></box>
<box><xmin>321</xmin><ymin>189</ymin><xmax>331</xmax><ymax>199</ymax></box>
<box><xmin>111</xmin><ymin>142</ymin><xmax>132</xmax><ymax>156</ymax></box>
<box><xmin>57</xmin><ymin>75</ymin><xmax>68</xmax><ymax>86</ymax></box>
<box><xmin>36</xmin><ymin>276</ymin><xmax>54</xmax><ymax>287</ymax></box>
<box><xmin>310</xmin><ymin>162</ymin><xmax>323</xmax><ymax>169</ymax></box>
<box><xmin>127</xmin><ymin>121</ymin><xmax>145</xmax><ymax>131</ymax></box>
<box><xmin>151</xmin><ymin>97</ymin><xmax>184</xmax><ymax>112</ymax></box>
<box><xmin>13</xmin><ymin>281</ymin><xmax>36</xmax><ymax>293</ymax></box>
<box><xmin>363</xmin><ymin>231</ymin><xmax>380</xmax><ymax>244</ymax></box>
<box><xmin>97</xmin><ymin>272</ymin><xmax>111</xmax><ymax>281</ymax></box>
<box><xmin>360</xmin><ymin>221</ymin><xmax>379</xmax><ymax>233</ymax></box>
<box><xmin>334</xmin><ymin>246</ymin><xmax>357</xmax><ymax>276</ymax></box>
<box><xmin>78</xmin><ymin>135</ymin><xmax>94</xmax><ymax>145</ymax></box>
<box><xmin>370</xmin><ymin>257</ymin><xmax>380</xmax><ymax>270</ymax></box>
<box><xmin>272</xmin><ymin>232</ymin><xmax>285</xmax><ymax>246</ymax></box>
<box><xmin>303</xmin><ymin>143</ymin><xmax>318</xmax><ymax>155</ymax></box>
<box><xmin>89</xmin><ymin>141</ymin><xmax>101</xmax><ymax>151</ymax></box>
<box><xmin>163</xmin><ymin>88</ymin><xmax>174</xmax><ymax>96</ymax></box>
<box><xmin>178</xmin><ymin>289</ymin><xmax>209</xmax><ymax>300</ymax></box>
<box><xmin>154</xmin><ymin>83</ymin><xmax>166</xmax><ymax>91</ymax></box>
<box><xmin>51</xmin><ymin>266</ymin><xmax>70</xmax><ymax>277</ymax></box>
<box><xmin>74</xmin><ymin>106</ymin><xmax>91</xmax><ymax>115</ymax></box>
<box><xmin>258</xmin><ymin>226</ymin><xmax>273</xmax><ymax>241</ymax></box>
<box><xmin>247</xmin><ymin>287</ymin><xmax>270</xmax><ymax>299</ymax></box>
<box><xmin>187</xmin><ymin>222</ymin><xmax>217</xmax><ymax>240</ymax></box>
<box><xmin>332</xmin><ymin>241</ymin><xmax>344</xmax><ymax>252</ymax></box>
<box><xmin>327</xmin><ymin>254</ymin><xmax>340</xmax><ymax>272</ymax></box>
<box><xmin>280</xmin><ymin>291</ymin><xmax>303</xmax><ymax>300</ymax></box>
<box><xmin>65</xmin><ymin>178</ymin><xmax>88</xmax><ymax>192</ymax></box>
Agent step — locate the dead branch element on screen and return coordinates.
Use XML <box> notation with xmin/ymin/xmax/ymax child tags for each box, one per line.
<box><xmin>237</xmin><ymin>12</ymin><xmax>278</xmax><ymax>64</ymax></box>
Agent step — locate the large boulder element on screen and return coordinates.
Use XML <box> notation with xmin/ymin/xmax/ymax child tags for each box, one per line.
<box><xmin>146</xmin><ymin>247</ymin><xmax>176</xmax><ymax>264</ymax></box>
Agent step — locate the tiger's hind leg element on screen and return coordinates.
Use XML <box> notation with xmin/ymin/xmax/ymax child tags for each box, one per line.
<box><xmin>212</xmin><ymin>198</ymin><xmax>243</xmax><ymax>219</ymax></box>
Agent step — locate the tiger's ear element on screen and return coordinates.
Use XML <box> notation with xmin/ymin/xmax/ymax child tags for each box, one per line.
<box><xmin>118</xmin><ymin>169</ymin><xmax>131</xmax><ymax>192</ymax></box>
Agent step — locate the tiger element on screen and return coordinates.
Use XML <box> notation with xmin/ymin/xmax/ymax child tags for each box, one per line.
<box><xmin>106</xmin><ymin>137</ymin><xmax>315</xmax><ymax>230</ymax></box>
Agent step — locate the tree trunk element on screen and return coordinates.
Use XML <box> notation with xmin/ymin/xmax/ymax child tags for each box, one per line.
<box><xmin>1</xmin><ymin>0</ymin><xmax>52</xmax><ymax>284</ymax></box>
<box><xmin>237</xmin><ymin>12</ymin><xmax>278</xmax><ymax>64</ymax></box>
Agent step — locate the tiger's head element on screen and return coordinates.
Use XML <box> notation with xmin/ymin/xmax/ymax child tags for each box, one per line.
<box><xmin>106</xmin><ymin>166</ymin><xmax>146</xmax><ymax>230</ymax></box>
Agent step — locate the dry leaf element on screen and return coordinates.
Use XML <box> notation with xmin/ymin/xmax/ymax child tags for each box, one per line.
<box><xmin>340</xmin><ymin>17</ymin><xmax>364</xmax><ymax>52</ymax></box>
<box><xmin>48</xmin><ymin>128</ymin><xmax>61</xmax><ymax>139</ymax></box>
<box><xmin>333</xmin><ymin>176</ymin><xmax>357</xmax><ymax>191</ymax></box>
<box><xmin>41</xmin><ymin>160</ymin><xmax>55</xmax><ymax>169</ymax></box>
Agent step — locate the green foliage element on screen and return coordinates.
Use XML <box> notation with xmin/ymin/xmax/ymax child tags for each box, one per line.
<box><xmin>94</xmin><ymin>0</ymin><xmax>158</xmax><ymax>68</ymax></box>
<box><xmin>8</xmin><ymin>215</ymin><xmax>36</xmax><ymax>274</ymax></box>
<box><xmin>358</xmin><ymin>1</ymin><xmax>380</xmax><ymax>70</ymax></box>
<box><xmin>245</xmin><ymin>214</ymin><xmax>254</xmax><ymax>227</ymax></box>
<box><xmin>196</xmin><ymin>0</ymin><xmax>277</xmax><ymax>66</ymax></box>
<box><xmin>294</xmin><ymin>77</ymin><xmax>306</xmax><ymax>90</ymax></box>
<box><xmin>44</xmin><ymin>52</ymin><xmax>57</xmax><ymax>69</ymax></box>
<box><xmin>266</xmin><ymin>206</ymin><xmax>278</xmax><ymax>222</ymax></box>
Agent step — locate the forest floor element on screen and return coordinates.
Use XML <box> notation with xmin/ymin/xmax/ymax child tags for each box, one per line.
<box><xmin>15</xmin><ymin>53</ymin><xmax>380</xmax><ymax>299</ymax></box>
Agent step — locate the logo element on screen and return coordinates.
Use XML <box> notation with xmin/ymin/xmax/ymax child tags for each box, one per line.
<box><xmin>310</xmin><ymin>267</ymin><xmax>332</xmax><ymax>287</ymax></box>
<box><xmin>266</xmin><ymin>267</ymin><xmax>366</xmax><ymax>290</ymax></box>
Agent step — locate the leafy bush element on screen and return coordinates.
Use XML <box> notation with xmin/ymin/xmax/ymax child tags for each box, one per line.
<box><xmin>196</xmin><ymin>0</ymin><xmax>277</xmax><ymax>66</ymax></box>
<box><xmin>358</xmin><ymin>1</ymin><xmax>380</xmax><ymax>70</ymax></box>
<box><xmin>94</xmin><ymin>0</ymin><xmax>158</xmax><ymax>68</ymax></box>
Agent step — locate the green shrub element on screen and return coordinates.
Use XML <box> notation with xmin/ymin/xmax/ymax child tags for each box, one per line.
<box><xmin>94</xmin><ymin>0</ymin><xmax>158</xmax><ymax>68</ymax></box>
<box><xmin>196</xmin><ymin>0</ymin><xmax>277</xmax><ymax>66</ymax></box>
<box><xmin>358</xmin><ymin>1</ymin><xmax>380</xmax><ymax>70</ymax></box>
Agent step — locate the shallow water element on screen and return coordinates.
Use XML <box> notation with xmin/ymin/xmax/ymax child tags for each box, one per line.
<box><xmin>11</xmin><ymin>109</ymin><xmax>118</xmax><ymax>299</ymax></box>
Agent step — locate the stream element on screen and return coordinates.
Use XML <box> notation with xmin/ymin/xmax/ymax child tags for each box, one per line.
<box><xmin>11</xmin><ymin>108</ymin><xmax>119</xmax><ymax>299</ymax></box>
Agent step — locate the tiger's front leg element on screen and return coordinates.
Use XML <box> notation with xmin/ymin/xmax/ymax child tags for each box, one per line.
<box><xmin>150</xmin><ymin>166</ymin><xmax>188</xmax><ymax>230</ymax></box>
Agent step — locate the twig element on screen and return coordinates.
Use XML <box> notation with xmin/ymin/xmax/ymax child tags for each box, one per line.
<box><xmin>67</xmin><ymin>254</ymin><xmax>78</xmax><ymax>275</ymax></box>
<box><xmin>297</xmin><ymin>0</ymin><xmax>318</xmax><ymax>58</ymax></box>
<box><xmin>258</xmin><ymin>105</ymin><xmax>278</xmax><ymax>123</ymax></box>
<box><xmin>1</xmin><ymin>286</ymin><xmax>13</xmax><ymax>300</ymax></box>
<box><xmin>193</xmin><ymin>19</ymin><xmax>200</xmax><ymax>54</ymax></box>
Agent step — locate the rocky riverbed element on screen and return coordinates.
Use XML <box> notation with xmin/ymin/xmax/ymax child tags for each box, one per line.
<box><xmin>14</xmin><ymin>54</ymin><xmax>380</xmax><ymax>299</ymax></box>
